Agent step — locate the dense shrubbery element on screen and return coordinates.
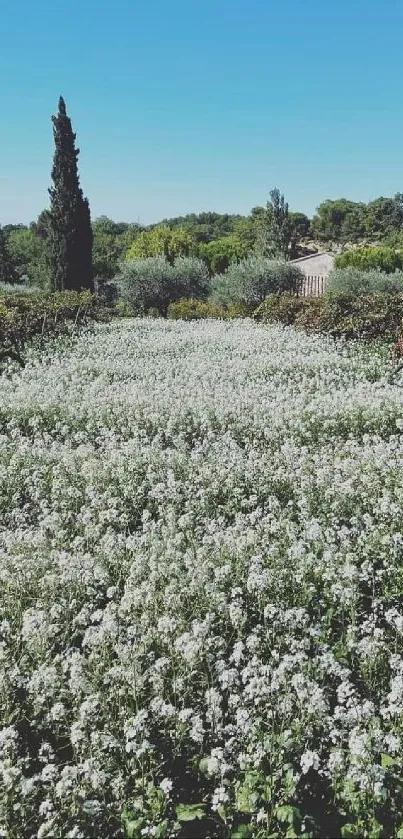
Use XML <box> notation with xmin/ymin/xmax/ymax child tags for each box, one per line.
<box><xmin>167</xmin><ymin>298</ymin><xmax>226</xmax><ymax>320</ymax></box>
<box><xmin>326</xmin><ymin>267</ymin><xmax>403</xmax><ymax>296</ymax></box>
<box><xmin>255</xmin><ymin>291</ymin><xmax>403</xmax><ymax>341</ymax></box>
<box><xmin>0</xmin><ymin>289</ymin><xmax>111</xmax><ymax>359</ymax></box>
<box><xmin>167</xmin><ymin>298</ymin><xmax>253</xmax><ymax>320</ymax></box>
<box><xmin>116</xmin><ymin>256</ymin><xmax>210</xmax><ymax>315</ymax></box>
<box><xmin>211</xmin><ymin>257</ymin><xmax>304</xmax><ymax>307</ymax></box>
<box><xmin>334</xmin><ymin>246</ymin><xmax>403</xmax><ymax>273</ymax></box>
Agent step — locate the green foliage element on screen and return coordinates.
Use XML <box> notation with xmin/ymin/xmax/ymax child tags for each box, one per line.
<box><xmin>255</xmin><ymin>291</ymin><xmax>403</xmax><ymax>341</ymax></box>
<box><xmin>0</xmin><ymin>290</ymin><xmax>111</xmax><ymax>361</ymax></box>
<box><xmin>116</xmin><ymin>255</ymin><xmax>210</xmax><ymax>315</ymax></box>
<box><xmin>5</xmin><ymin>226</ymin><xmax>51</xmax><ymax>289</ymax></box>
<box><xmin>92</xmin><ymin>217</ymin><xmax>141</xmax><ymax>284</ymax></box>
<box><xmin>311</xmin><ymin>199</ymin><xmax>367</xmax><ymax>243</ymax></box>
<box><xmin>167</xmin><ymin>298</ymin><xmax>225</xmax><ymax>320</ymax></box>
<box><xmin>48</xmin><ymin>96</ymin><xmax>93</xmax><ymax>292</ymax></box>
<box><xmin>335</xmin><ymin>246</ymin><xmax>403</xmax><ymax>273</ymax></box>
<box><xmin>126</xmin><ymin>225</ymin><xmax>195</xmax><ymax>263</ymax></box>
<box><xmin>114</xmin><ymin>298</ymin><xmax>136</xmax><ymax>318</ymax></box>
<box><xmin>364</xmin><ymin>194</ymin><xmax>403</xmax><ymax>239</ymax></box>
<box><xmin>289</xmin><ymin>212</ymin><xmax>311</xmax><ymax>241</ymax></box>
<box><xmin>255</xmin><ymin>188</ymin><xmax>293</xmax><ymax>259</ymax></box>
<box><xmin>159</xmin><ymin>211</ymin><xmax>243</xmax><ymax>244</ymax></box>
<box><xmin>312</xmin><ymin>194</ymin><xmax>403</xmax><ymax>244</ymax></box>
<box><xmin>0</xmin><ymin>227</ymin><xmax>18</xmax><ymax>285</ymax></box>
<box><xmin>326</xmin><ymin>267</ymin><xmax>403</xmax><ymax>296</ymax></box>
<box><xmin>199</xmin><ymin>234</ymin><xmax>248</xmax><ymax>274</ymax></box>
<box><xmin>211</xmin><ymin>257</ymin><xmax>304</xmax><ymax>307</ymax></box>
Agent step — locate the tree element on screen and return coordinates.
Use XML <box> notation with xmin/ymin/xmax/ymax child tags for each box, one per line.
<box><xmin>116</xmin><ymin>256</ymin><xmax>209</xmax><ymax>316</ymax></box>
<box><xmin>364</xmin><ymin>195</ymin><xmax>403</xmax><ymax>240</ymax></box>
<box><xmin>0</xmin><ymin>227</ymin><xmax>18</xmax><ymax>284</ymax></box>
<box><xmin>311</xmin><ymin>199</ymin><xmax>366</xmax><ymax>243</ymax></box>
<box><xmin>289</xmin><ymin>212</ymin><xmax>311</xmax><ymax>241</ymax></box>
<box><xmin>5</xmin><ymin>227</ymin><xmax>50</xmax><ymax>287</ymax></box>
<box><xmin>48</xmin><ymin>96</ymin><xmax>93</xmax><ymax>292</ymax></box>
<box><xmin>334</xmin><ymin>246</ymin><xmax>403</xmax><ymax>273</ymax></box>
<box><xmin>126</xmin><ymin>225</ymin><xmax>195</xmax><ymax>263</ymax></box>
<box><xmin>199</xmin><ymin>235</ymin><xmax>248</xmax><ymax>274</ymax></box>
<box><xmin>92</xmin><ymin>217</ymin><xmax>141</xmax><ymax>284</ymax></box>
<box><xmin>159</xmin><ymin>212</ymin><xmax>242</xmax><ymax>244</ymax></box>
<box><xmin>255</xmin><ymin>188</ymin><xmax>293</xmax><ymax>259</ymax></box>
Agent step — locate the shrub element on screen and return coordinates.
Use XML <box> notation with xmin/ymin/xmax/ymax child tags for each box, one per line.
<box><xmin>255</xmin><ymin>292</ymin><xmax>403</xmax><ymax>341</ymax></box>
<box><xmin>254</xmin><ymin>293</ymin><xmax>307</xmax><ymax>325</ymax></box>
<box><xmin>114</xmin><ymin>299</ymin><xmax>135</xmax><ymax>318</ymax></box>
<box><xmin>198</xmin><ymin>235</ymin><xmax>248</xmax><ymax>274</ymax></box>
<box><xmin>211</xmin><ymin>257</ymin><xmax>304</xmax><ymax>307</ymax></box>
<box><xmin>335</xmin><ymin>246</ymin><xmax>403</xmax><ymax>273</ymax></box>
<box><xmin>167</xmin><ymin>298</ymin><xmax>225</xmax><ymax>320</ymax></box>
<box><xmin>115</xmin><ymin>256</ymin><xmax>210</xmax><ymax>316</ymax></box>
<box><xmin>326</xmin><ymin>267</ymin><xmax>403</xmax><ymax>297</ymax></box>
<box><xmin>170</xmin><ymin>256</ymin><xmax>210</xmax><ymax>301</ymax></box>
<box><xmin>0</xmin><ymin>290</ymin><xmax>112</xmax><ymax>359</ymax></box>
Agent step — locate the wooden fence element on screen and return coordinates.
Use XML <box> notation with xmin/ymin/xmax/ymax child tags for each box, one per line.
<box><xmin>298</xmin><ymin>274</ymin><xmax>327</xmax><ymax>297</ymax></box>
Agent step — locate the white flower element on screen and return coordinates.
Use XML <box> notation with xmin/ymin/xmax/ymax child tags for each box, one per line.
<box><xmin>300</xmin><ymin>750</ymin><xmax>320</xmax><ymax>774</ymax></box>
<box><xmin>159</xmin><ymin>777</ymin><xmax>173</xmax><ymax>796</ymax></box>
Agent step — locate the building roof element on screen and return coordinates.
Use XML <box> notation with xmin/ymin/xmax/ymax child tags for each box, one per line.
<box><xmin>290</xmin><ymin>251</ymin><xmax>334</xmax><ymax>263</ymax></box>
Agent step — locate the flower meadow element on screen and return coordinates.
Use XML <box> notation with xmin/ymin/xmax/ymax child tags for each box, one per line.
<box><xmin>2</xmin><ymin>319</ymin><xmax>403</xmax><ymax>838</ymax></box>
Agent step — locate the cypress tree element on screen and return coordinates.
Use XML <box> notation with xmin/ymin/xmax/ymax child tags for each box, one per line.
<box><xmin>48</xmin><ymin>97</ymin><xmax>93</xmax><ymax>292</ymax></box>
<box><xmin>0</xmin><ymin>227</ymin><xmax>18</xmax><ymax>284</ymax></box>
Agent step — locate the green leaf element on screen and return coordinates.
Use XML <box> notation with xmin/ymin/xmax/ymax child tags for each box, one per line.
<box><xmin>153</xmin><ymin>820</ymin><xmax>169</xmax><ymax>838</ymax></box>
<box><xmin>276</xmin><ymin>805</ymin><xmax>301</xmax><ymax>827</ymax></box>
<box><xmin>396</xmin><ymin>826</ymin><xmax>403</xmax><ymax>839</ymax></box>
<box><xmin>381</xmin><ymin>752</ymin><xmax>397</xmax><ymax>768</ymax></box>
<box><xmin>341</xmin><ymin>823</ymin><xmax>360</xmax><ymax>838</ymax></box>
<box><xmin>176</xmin><ymin>803</ymin><xmax>206</xmax><ymax>822</ymax></box>
<box><xmin>230</xmin><ymin>825</ymin><xmax>253</xmax><ymax>839</ymax></box>
<box><xmin>122</xmin><ymin>815</ymin><xmax>144</xmax><ymax>839</ymax></box>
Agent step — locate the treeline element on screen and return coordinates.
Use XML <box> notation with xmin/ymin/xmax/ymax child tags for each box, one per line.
<box><xmin>4</xmin><ymin>194</ymin><xmax>403</xmax><ymax>291</ymax></box>
<box><xmin>2</xmin><ymin>95</ymin><xmax>403</xmax><ymax>292</ymax></box>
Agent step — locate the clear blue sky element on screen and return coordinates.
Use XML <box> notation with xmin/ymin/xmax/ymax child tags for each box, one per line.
<box><xmin>1</xmin><ymin>0</ymin><xmax>403</xmax><ymax>225</ymax></box>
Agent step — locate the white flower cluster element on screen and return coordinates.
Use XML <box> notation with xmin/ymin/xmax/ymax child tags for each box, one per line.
<box><xmin>1</xmin><ymin>318</ymin><xmax>403</xmax><ymax>834</ymax></box>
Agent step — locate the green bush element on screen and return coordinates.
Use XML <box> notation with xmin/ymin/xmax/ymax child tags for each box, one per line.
<box><xmin>326</xmin><ymin>267</ymin><xmax>403</xmax><ymax>297</ymax></box>
<box><xmin>254</xmin><ymin>293</ymin><xmax>307</xmax><ymax>325</ymax></box>
<box><xmin>114</xmin><ymin>298</ymin><xmax>135</xmax><ymax>318</ymax></box>
<box><xmin>0</xmin><ymin>290</ymin><xmax>112</xmax><ymax>358</ymax></box>
<box><xmin>115</xmin><ymin>256</ymin><xmax>210</xmax><ymax>316</ymax></box>
<box><xmin>167</xmin><ymin>298</ymin><xmax>225</xmax><ymax>320</ymax></box>
<box><xmin>167</xmin><ymin>298</ymin><xmax>255</xmax><ymax>320</ymax></box>
<box><xmin>211</xmin><ymin>257</ymin><xmax>304</xmax><ymax>307</ymax></box>
<box><xmin>335</xmin><ymin>246</ymin><xmax>403</xmax><ymax>273</ymax></box>
<box><xmin>255</xmin><ymin>292</ymin><xmax>403</xmax><ymax>341</ymax></box>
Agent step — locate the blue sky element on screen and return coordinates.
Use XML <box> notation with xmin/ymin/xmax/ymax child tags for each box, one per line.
<box><xmin>1</xmin><ymin>0</ymin><xmax>403</xmax><ymax>225</ymax></box>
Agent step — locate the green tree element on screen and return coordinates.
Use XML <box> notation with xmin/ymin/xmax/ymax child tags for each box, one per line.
<box><xmin>0</xmin><ymin>227</ymin><xmax>18</xmax><ymax>284</ymax></box>
<box><xmin>126</xmin><ymin>225</ymin><xmax>195</xmax><ymax>263</ymax></box>
<box><xmin>48</xmin><ymin>96</ymin><xmax>93</xmax><ymax>292</ymax></box>
<box><xmin>199</xmin><ymin>235</ymin><xmax>248</xmax><ymax>274</ymax></box>
<box><xmin>311</xmin><ymin>199</ymin><xmax>366</xmax><ymax>243</ymax></box>
<box><xmin>364</xmin><ymin>194</ymin><xmax>403</xmax><ymax>240</ymax></box>
<box><xmin>5</xmin><ymin>227</ymin><xmax>50</xmax><ymax>287</ymax></box>
<box><xmin>255</xmin><ymin>188</ymin><xmax>293</xmax><ymax>259</ymax></box>
<box><xmin>92</xmin><ymin>217</ymin><xmax>141</xmax><ymax>284</ymax></box>
<box><xmin>289</xmin><ymin>212</ymin><xmax>311</xmax><ymax>241</ymax></box>
<box><xmin>159</xmin><ymin>212</ymin><xmax>242</xmax><ymax>244</ymax></box>
<box><xmin>334</xmin><ymin>246</ymin><xmax>403</xmax><ymax>273</ymax></box>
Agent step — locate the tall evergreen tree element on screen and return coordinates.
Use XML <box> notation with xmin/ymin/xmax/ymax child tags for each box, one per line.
<box><xmin>256</xmin><ymin>188</ymin><xmax>292</xmax><ymax>260</ymax></box>
<box><xmin>48</xmin><ymin>97</ymin><xmax>93</xmax><ymax>292</ymax></box>
<box><xmin>0</xmin><ymin>226</ymin><xmax>18</xmax><ymax>284</ymax></box>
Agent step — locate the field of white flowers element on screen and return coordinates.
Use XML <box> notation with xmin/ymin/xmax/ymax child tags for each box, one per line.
<box><xmin>1</xmin><ymin>318</ymin><xmax>403</xmax><ymax>838</ymax></box>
